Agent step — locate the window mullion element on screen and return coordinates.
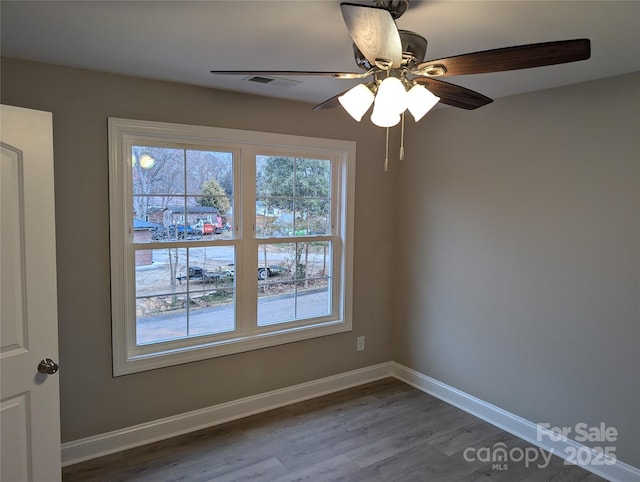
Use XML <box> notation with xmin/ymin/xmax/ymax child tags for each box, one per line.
<box><xmin>183</xmin><ymin>148</ymin><xmax>191</xmax><ymax>336</ymax></box>
<box><xmin>236</xmin><ymin>147</ymin><xmax>258</xmax><ymax>332</ymax></box>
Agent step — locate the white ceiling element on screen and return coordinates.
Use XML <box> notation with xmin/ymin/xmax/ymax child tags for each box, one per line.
<box><xmin>1</xmin><ymin>1</ymin><xmax>639</xmax><ymax>107</ymax></box>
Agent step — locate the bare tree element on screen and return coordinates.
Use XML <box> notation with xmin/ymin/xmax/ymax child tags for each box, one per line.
<box><xmin>132</xmin><ymin>146</ymin><xmax>184</xmax><ymax>219</ymax></box>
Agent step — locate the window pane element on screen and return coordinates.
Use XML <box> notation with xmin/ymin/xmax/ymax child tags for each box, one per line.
<box><xmin>258</xmin><ymin>281</ymin><xmax>296</xmax><ymax>326</ymax></box>
<box><xmin>294</xmin><ymin>199</ymin><xmax>330</xmax><ymax>236</ymax></box>
<box><xmin>256</xmin><ymin>156</ymin><xmax>293</xmax><ymax>198</ymax></box>
<box><xmin>136</xmin><ymin>247</ymin><xmax>236</xmax><ymax>345</ymax></box>
<box><xmin>136</xmin><ymin>295</ymin><xmax>188</xmax><ymax>345</ymax></box>
<box><xmin>132</xmin><ymin>146</ymin><xmax>184</xmax><ymax>196</ymax></box>
<box><xmin>295</xmin><ymin>241</ymin><xmax>331</xmax><ymax>280</ymax></box>
<box><xmin>295</xmin><ymin>158</ymin><xmax>330</xmax><ymax>198</ymax></box>
<box><xmin>187</xmin><ymin>196</ymin><xmax>234</xmax><ymax>239</ymax></box>
<box><xmin>257</xmin><ymin>242</ymin><xmax>331</xmax><ymax>326</ymax></box>
<box><xmin>257</xmin><ymin>243</ymin><xmax>296</xmax><ymax>281</ymax></box>
<box><xmin>296</xmin><ymin>282</ymin><xmax>330</xmax><ymax>319</ymax></box>
<box><xmin>136</xmin><ymin>248</ymin><xmax>187</xmax><ymax>297</ymax></box>
<box><xmin>187</xmin><ymin>289</ymin><xmax>235</xmax><ymax>337</ymax></box>
<box><xmin>256</xmin><ymin>156</ymin><xmax>331</xmax><ymax>239</ymax></box>
<box><xmin>186</xmin><ymin>150</ymin><xmax>233</xmax><ymax>195</ymax></box>
<box><xmin>256</xmin><ymin>199</ymin><xmax>293</xmax><ymax>238</ymax></box>
<box><xmin>185</xmin><ymin>246</ymin><xmax>236</xmax><ymax>292</ymax></box>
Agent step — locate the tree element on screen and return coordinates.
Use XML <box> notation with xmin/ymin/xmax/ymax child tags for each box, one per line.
<box><xmin>198</xmin><ymin>178</ymin><xmax>232</xmax><ymax>215</ymax></box>
<box><xmin>186</xmin><ymin>150</ymin><xmax>233</xmax><ymax>196</ymax></box>
<box><xmin>131</xmin><ymin>146</ymin><xmax>184</xmax><ymax>219</ymax></box>
<box><xmin>257</xmin><ymin>156</ymin><xmax>331</xmax><ymax>235</ymax></box>
<box><xmin>257</xmin><ymin>157</ymin><xmax>330</xmax><ymax>215</ymax></box>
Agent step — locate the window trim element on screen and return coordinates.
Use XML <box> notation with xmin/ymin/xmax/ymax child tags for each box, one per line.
<box><xmin>108</xmin><ymin>118</ymin><xmax>355</xmax><ymax>376</ymax></box>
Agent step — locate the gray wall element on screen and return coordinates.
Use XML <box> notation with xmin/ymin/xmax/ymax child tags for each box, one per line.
<box><xmin>394</xmin><ymin>72</ymin><xmax>640</xmax><ymax>467</ymax></box>
<box><xmin>0</xmin><ymin>58</ymin><xmax>394</xmax><ymax>442</ymax></box>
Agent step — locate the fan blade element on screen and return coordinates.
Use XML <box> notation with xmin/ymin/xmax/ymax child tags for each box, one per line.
<box><xmin>210</xmin><ymin>70</ymin><xmax>360</xmax><ymax>78</ymax></box>
<box><xmin>313</xmin><ymin>91</ymin><xmax>348</xmax><ymax>111</ymax></box>
<box><xmin>341</xmin><ymin>2</ymin><xmax>402</xmax><ymax>68</ymax></box>
<box><xmin>418</xmin><ymin>39</ymin><xmax>590</xmax><ymax>76</ymax></box>
<box><xmin>413</xmin><ymin>78</ymin><xmax>493</xmax><ymax>110</ymax></box>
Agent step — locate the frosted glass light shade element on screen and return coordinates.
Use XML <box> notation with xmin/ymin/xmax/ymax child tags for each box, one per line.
<box><xmin>375</xmin><ymin>77</ymin><xmax>408</xmax><ymax>115</ymax></box>
<box><xmin>407</xmin><ymin>84</ymin><xmax>440</xmax><ymax>122</ymax></box>
<box><xmin>370</xmin><ymin>77</ymin><xmax>408</xmax><ymax>127</ymax></box>
<box><xmin>370</xmin><ymin>102</ymin><xmax>401</xmax><ymax>127</ymax></box>
<box><xmin>338</xmin><ymin>84</ymin><xmax>375</xmax><ymax>121</ymax></box>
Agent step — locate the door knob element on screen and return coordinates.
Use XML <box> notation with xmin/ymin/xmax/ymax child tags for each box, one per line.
<box><xmin>37</xmin><ymin>358</ymin><xmax>59</xmax><ymax>375</ymax></box>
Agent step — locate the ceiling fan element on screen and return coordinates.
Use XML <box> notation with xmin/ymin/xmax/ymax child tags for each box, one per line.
<box><xmin>211</xmin><ymin>0</ymin><xmax>590</xmax><ymax>167</ymax></box>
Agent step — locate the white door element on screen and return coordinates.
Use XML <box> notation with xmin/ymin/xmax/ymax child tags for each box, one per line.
<box><xmin>1</xmin><ymin>105</ymin><xmax>61</xmax><ymax>481</ymax></box>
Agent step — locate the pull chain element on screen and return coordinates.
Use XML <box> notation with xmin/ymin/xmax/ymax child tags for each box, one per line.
<box><xmin>384</xmin><ymin>126</ymin><xmax>390</xmax><ymax>172</ymax></box>
<box><xmin>399</xmin><ymin>111</ymin><xmax>405</xmax><ymax>161</ymax></box>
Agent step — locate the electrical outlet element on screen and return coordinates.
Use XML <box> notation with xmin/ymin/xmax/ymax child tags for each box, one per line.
<box><xmin>356</xmin><ymin>336</ymin><xmax>365</xmax><ymax>352</ymax></box>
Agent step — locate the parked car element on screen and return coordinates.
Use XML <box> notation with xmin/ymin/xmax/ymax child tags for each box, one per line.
<box><xmin>151</xmin><ymin>226</ymin><xmax>169</xmax><ymax>241</ymax></box>
<box><xmin>167</xmin><ymin>224</ymin><xmax>197</xmax><ymax>239</ymax></box>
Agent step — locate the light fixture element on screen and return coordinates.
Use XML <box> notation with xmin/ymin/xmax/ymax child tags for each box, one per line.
<box><xmin>339</xmin><ymin>77</ymin><xmax>440</xmax><ymax>128</ymax></box>
<box><xmin>337</xmin><ymin>75</ymin><xmax>441</xmax><ymax>170</ymax></box>
<box><xmin>338</xmin><ymin>83</ymin><xmax>374</xmax><ymax>121</ymax></box>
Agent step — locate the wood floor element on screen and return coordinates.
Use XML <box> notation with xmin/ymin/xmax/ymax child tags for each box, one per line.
<box><xmin>63</xmin><ymin>378</ymin><xmax>606</xmax><ymax>481</ymax></box>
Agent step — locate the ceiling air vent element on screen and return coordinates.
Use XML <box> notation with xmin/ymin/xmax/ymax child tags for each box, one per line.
<box><xmin>247</xmin><ymin>76</ymin><xmax>273</xmax><ymax>84</ymax></box>
<box><xmin>243</xmin><ymin>76</ymin><xmax>300</xmax><ymax>88</ymax></box>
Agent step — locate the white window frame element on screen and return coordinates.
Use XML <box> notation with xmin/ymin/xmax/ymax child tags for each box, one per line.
<box><xmin>108</xmin><ymin>118</ymin><xmax>355</xmax><ymax>376</ymax></box>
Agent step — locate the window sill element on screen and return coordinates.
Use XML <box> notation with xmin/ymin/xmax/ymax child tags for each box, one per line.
<box><xmin>114</xmin><ymin>318</ymin><xmax>352</xmax><ymax>376</ymax></box>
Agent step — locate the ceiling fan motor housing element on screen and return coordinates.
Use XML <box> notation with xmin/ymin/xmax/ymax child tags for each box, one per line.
<box><xmin>353</xmin><ymin>30</ymin><xmax>427</xmax><ymax>71</ymax></box>
<box><xmin>374</xmin><ymin>0</ymin><xmax>410</xmax><ymax>19</ymax></box>
<box><xmin>399</xmin><ymin>30</ymin><xmax>427</xmax><ymax>66</ymax></box>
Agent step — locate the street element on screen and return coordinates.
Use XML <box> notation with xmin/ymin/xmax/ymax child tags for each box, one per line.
<box><xmin>136</xmin><ymin>288</ymin><xmax>330</xmax><ymax>345</ymax></box>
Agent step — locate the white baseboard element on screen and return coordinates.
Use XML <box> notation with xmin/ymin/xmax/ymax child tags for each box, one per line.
<box><xmin>391</xmin><ymin>362</ymin><xmax>640</xmax><ymax>482</ymax></box>
<box><xmin>61</xmin><ymin>362</ymin><xmax>394</xmax><ymax>466</ymax></box>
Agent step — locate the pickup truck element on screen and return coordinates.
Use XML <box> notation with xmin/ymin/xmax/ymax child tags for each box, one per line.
<box><xmin>258</xmin><ymin>265</ymin><xmax>289</xmax><ymax>280</ymax></box>
<box><xmin>194</xmin><ymin>220</ymin><xmax>216</xmax><ymax>235</ymax></box>
<box><xmin>194</xmin><ymin>218</ymin><xmax>224</xmax><ymax>235</ymax></box>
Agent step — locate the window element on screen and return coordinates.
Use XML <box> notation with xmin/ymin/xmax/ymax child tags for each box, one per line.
<box><xmin>109</xmin><ymin>118</ymin><xmax>355</xmax><ymax>375</ymax></box>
